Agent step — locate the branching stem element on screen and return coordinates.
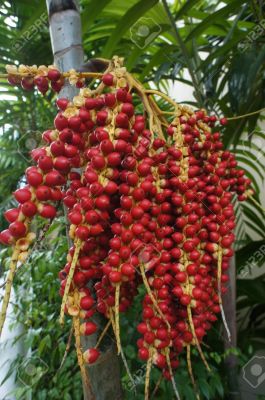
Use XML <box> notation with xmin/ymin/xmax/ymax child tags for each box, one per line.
<box><xmin>59</xmin><ymin>239</ymin><xmax>82</xmax><ymax>325</ymax></box>
<box><xmin>0</xmin><ymin>246</ymin><xmax>20</xmax><ymax>336</ymax></box>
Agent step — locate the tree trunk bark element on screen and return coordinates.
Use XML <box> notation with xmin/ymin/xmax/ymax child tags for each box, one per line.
<box><xmin>46</xmin><ymin>2</ymin><xmax>122</xmax><ymax>399</ymax></box>
<box><xmin>223</xmin><ymin>256</ymin><xmax>241</xmax><ymax>400</ymax></box>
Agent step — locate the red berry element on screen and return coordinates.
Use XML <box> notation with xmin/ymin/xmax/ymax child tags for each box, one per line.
<box><xmin>21</xmin><ymin>201</ymin><xmax>37</xmax><ymax>217</ymax></box>
<box><xmin>80</xmin><ymin>321</ymin><xmax>97</xmax><ymax>335</ymax></box>
<box><xmin>45</xmin><ymin>170</ymin><xmax>66</xmax><ymax>186</ymax></box>
<box><xmin>54</xmin><ymin>113</ymin><xmax>68</xmax><ymax>131</ymax></box>
<box><xmin>109</xmin><ymin>271</ymin><xmax>122</xmax><ymax>283</ymax></box>
<box><xmin>96</xmin><ymin>110</ymin><xmax>109</xmax><ymax>126</ymax></box>
<box><xmin>91</xmin><ymin>155</ymin><xmax>105</xmax><ymax>170</ymax></box>
<box><xmin>0</xmin><ymin>229</ymin><xmax>14</xmax><ymax>245</ymax></box>
<box><xmin>180</xmin><ymin>294</ymin><xmax>191</xmax><ymax>306</ymax></box>
<box><xmin>48</xmin><ymin>69</ymin><xmax>61</xmax><ymax>81</ymax></box>
<box><xmin>69</xmin><ymin>116</ymin><xmax>81</xmax><ymax>131</ymax></box>
<box><xmin>50</xmin><ymin>140</ymin><xmax>65</xmax><ymax>156</ymax></box>
<box><xmin>73</xmin><ymin>271</ymin><xmax>87</xmax><ymax>287</ymax></box>
<box><xmin>68</xmin><ymin>211</ymin><xmax>83</xmax><ymax>225</ymax></box>
<box><xmin>95</xmin><ymin>195</ymin><xmax>110</xmax><ymax>210</ymax></box>
<box><xmin>144</xmin><ymin>331</ymin><xmax>155</xmax><ymax>344</ymax></box>
<box><xmin>21</xmin><ymin>77</ymin><xmax>34</xmax><ymax>91</ymax></box>
<box><xmin>102</xmin><ymin>73</ymin><xmax>114</xmax><ymax>86</ymax></box>
<box><xmin>59</xmin><ymin>128</ymin><xmax>73</xmax><ymax>143</ymax></box>
<box><xmin>100</xmin><ymin>140</ymin><xmax>114</xmax><ymax>155</ymax></box>
<box><xmin>220</xmin><ymin>117</ymin><xmax>228</xmax><ymax>125</ymax></box>
<box><xmin>138</xmin><ymin>348</ymin><xmax>149</xmax><ymax>361</ymax></box>
<box><xmin>38</xmin><ymin>204</ymin><xmax>57</xmax><ymax>219</ymax></box>
<box><xmin>56</xmin><ymin>98</ymin><xmax>69</xmax><ymax>110</ymax></box>
<box><xmin>31</xmin><ymin>147</ymin><xmax>46</xmax><ymax>161</ymax></box>
<box><xmin>13</xmin><ymin>188</ymin><xmax>31</xmax><ymax>204</ymax></box>
<box><xmin>121</xmin><ymin>263</ymin><xmax>134</xmax><ymax>276</ymax></box>
<box><xmin>38</xmin><ymin>155</ymin><xmax>53</xmax><ymax>171</ymax></box>
<box><xmin>116</xmin><ymin>88</ymin><xmax>128</xmax><ymax>102</ymax></box>
<box><xmin>121</xmin><ymin>103</ymin><xmax>134</xmax><ymax>117</ymax></box>
<box><xmin>9</xmin><ymin>221</ymin><xmax>27</xmax><ymax>238</ymax></box>
<box><xmin>83</xmin><ymin>348</ymin><xmax>100</xmax><ymax>364</ymax></box>
<box><xmin>54</xmin><ymin>156</ymin><xmax>70</xmax><ymax>171</ymax></box>
<box><xmin>80</xmin><ymin>296</ymin><xmax>94</xmax><ymax>310</ymax></box>
<box><xmin>85</xmin><ymin>98</ymin><xmax>98</xmax><ymax>110</ymax></box>
<box><xmin>116</xmin><ymin>112</ymin><xmax>129</xmax><ymax>128</ymax></box>
<box><xmin>36</xmin><ymin>186</ymin><xmax>51</xmax><ymax>201</ymax></box>
<box><xmin>27</xmin><ymin>171</ymin><xmax>43</xmax><ymax>187</ymax></box>
<box><xmin>4</xmin><ymin>208</ymin><xmax>20</xmax><ymax>223</ymax></box>
<box><xmin>104</xmin><ymin>93</ymin><xmax>116</xmax><ymax>108</ymax></box>
<box><xmin>75</xmin><ymin>226</ymin><xmax>90</xmax><ymax>240</ymax></box>
<box><xmin>51</xmin><ymin>79</ymin><xmax>64</xmax><ymax>93</ymax></box>
<box><xmin>107</xmin><ymin>152</ymin><xmax>121</xmax><ymax>167</ymax></box>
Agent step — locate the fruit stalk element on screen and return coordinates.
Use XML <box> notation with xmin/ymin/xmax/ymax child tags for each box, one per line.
<box><xmin>0</xmin><ymin>246</ymin><xmax>20</xmax><ymax>336</ymax></box>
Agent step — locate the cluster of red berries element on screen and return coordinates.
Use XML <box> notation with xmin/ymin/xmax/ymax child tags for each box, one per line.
<box><xmin>7</xmin><ymin>66</ymin><xmax>85</xmax><ymax>94</ymax></box>
<box><xmin>0</xmin><ymin>95</ymin><xmax>94</xmax><ymax>246</ymax></box>
<box><xmin>0</xmin><ymin>58</ymin><xmax>253</xmax><ymax>392</ymax></box>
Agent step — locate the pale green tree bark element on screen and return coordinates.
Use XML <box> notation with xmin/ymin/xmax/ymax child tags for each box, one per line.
<box><xmin>45</xmin><ymin>1</ymin><xmax>123</xmax><ymax>399</ymax></box>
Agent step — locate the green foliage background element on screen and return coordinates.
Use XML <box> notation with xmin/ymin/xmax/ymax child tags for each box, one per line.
<box><xmin>0</xmin><ymin>1</ymin><xmax>264</xmax><ymax>399</ymax></box>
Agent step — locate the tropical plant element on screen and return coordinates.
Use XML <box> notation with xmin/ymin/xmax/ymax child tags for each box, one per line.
<box><xmin>0</xmin><ymin>1</ymin><xmax>264</xmax><ymax>399</ymax></box>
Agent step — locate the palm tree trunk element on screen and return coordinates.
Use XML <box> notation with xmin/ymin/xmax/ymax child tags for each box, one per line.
<box><xmin>223</xmin><ymin>256</ymin><xmax>241</xmax><ymax>400</ymax></box>
<box><xmin>46</xmin><ymin>2</ymin><xmax>122</xmax><ymax>399</ymax></box>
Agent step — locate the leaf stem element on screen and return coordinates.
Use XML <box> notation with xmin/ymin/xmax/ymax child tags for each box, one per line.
<box><xmin>161</xmin><ymin>0</ymin><xmax>204</xmax><ymax>108</ymax></box>
<box><xmin>227</xmin><ymin>108</ymin><xmax>265</xmax><ymax>120</ymax></box>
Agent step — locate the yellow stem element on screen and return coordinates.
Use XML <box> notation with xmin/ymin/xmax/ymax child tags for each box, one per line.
<box><xmin>144</xmin><ymin>346</ymin><xmax>154</xmax><ymax>400</ymax></box>
<box><xmin>95</xmin><ymin>319</ymin><xmax>111</xmax><ymax>349</ymax></box>
<box><xmin>150</xmin><ymin>101</ymin><xmax>169</xmax><ymax>130</ymax></box>
<box><xmin>109</xmin><ymin>308</ymin><xmax>116</xmax><ymax>335</ymax></box>
<box><xmin>187</xmin><ymin>345</ymin><xmax>195</xmax><ymax>386</ymax></box>
<box><xmin>0</xmin><ymin>246</ymin><xmax>20</xmax><ymax>337</ymax></box>
<box><xmin>0</xmin><ymin>72</ymin><xmax>103</xmax><ymax>79</ymax></box>
<box><xmin>126</xmin><ymin>73</ymin><xmax>166</xmax><ymax>140</ymax></box>
<box><xmin>110</xmin><ymin>309</ymin><xmax>136</xmax><ymax>393</ymax></box>
<box><xmin>3</xmin><ymin>65</ymin><xmax>264</xmax><ymax>121</ymax></box>
<box><xmin>187</xmin><ymin>305</ymin><xmax>210</xmax><ymax>371</ymax></box>
<box><xmin>160</xmin><ymin>111</ymin><xmax>176</xmax><ymax>115</ymax></box>
<box><xmin>120</xmin><ymin>345</ymin><xmax>137</xmax><ymax>394</ymax></box>
<box><xmin>151</xmin><ymin>373</ymin><xmax>163</xmax><ymax>399</ymax></box>
<box><xmin>227</xmin><ymin>108</ymin><xmax>265</xmax><ymax>120</ymax></box>
<box><xmin>114</xmin><ymin>284</ymin><xmax>121</xmax><ymax>354</ymax></box>
<box><xmin>165</xmin><ymin>349</ymin><xmax>181</xmax><ymax>400</ymax></box>
<box><xmin>148</xmin><ymin>96</ymin><xmax>169</xmax><ymax>126</ymax></box>
<box><xmin>145</xmin><ymin>89</ymin><xmax>180</xmax><ymax>110</ymax></box>
<box><xmin>58</xmin><ymin>322</ymin><xmax>74</xmax><ymax>371</ymax></box>
<box><xmin>187</xmin><ymin>345</ymin><xmax>200</xmax><ymax>400</ymax></box>
<box><xmin>248</xmin><ymin>194</ymin><xmax>265</xmax><ymax>213</ymax></box>
<box><xmin>150</xmin><ymin>374</ymin><xmax>163</xmax><ymax>399</ymax></box>
<box><xmin>217</xmin><ymin>246</ymin><xmax>231</xmax><ymax>341</ymax></box>
<box><xmin>139</xmin><ymin>264</ymin><xmax>170</xmax><ymax>328</ymax></box>
<box><xmin>159</xmin><ymin>120</ymin><xmax>169</xmax><ymax>129</ymax></box>
<box><xmin>59</xmin><ymin>239</ymin><xmax>81</xmax><ymax>325</ymax></box>
<box><xmin>90</xmin><ymin>61</ymin><xmax>115</xmax><ymax>96</ymax></box>
<box><xmin>185</xmin><ymin>251</ymin><xmax>210</xmax><ymax>371</ymax></box>
<box><xmin>73</xmin><ymin>315</ymin><xmax>94</xmax><ymax>399</ymax></box>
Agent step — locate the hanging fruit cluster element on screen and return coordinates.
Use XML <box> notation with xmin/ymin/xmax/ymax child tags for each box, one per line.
<box><xmin>0</xmin><ymin>57</ymin><xmax>254</xmax><ymax>399</ymax></box>
<box><xmin>6</xmin><ymin>64</ymin><xmax>86</xmax><ymax>93</ymax></box>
